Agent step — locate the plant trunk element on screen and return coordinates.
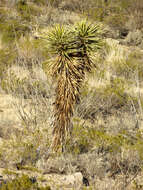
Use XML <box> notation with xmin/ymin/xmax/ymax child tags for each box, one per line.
<box><xmin>52</xmin><ymin>62</ymin><xmax>83</xmax><ymax>151</ymax></box>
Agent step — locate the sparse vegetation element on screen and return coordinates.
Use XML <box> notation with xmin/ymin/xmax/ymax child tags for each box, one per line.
<box><xmin>0</xmin><ymin>0</ymin><xmax>143</xmax><ymax>189</ymax></box>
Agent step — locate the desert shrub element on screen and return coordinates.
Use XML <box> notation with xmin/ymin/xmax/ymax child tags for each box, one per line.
<box><xmin>76</xmin><ymin>77</ymin><xmax>133</xmax><ymax>121</ymax></box>
<box><xmin>0</xmin><ymin>124</ymin><xmax>50</xmax><ymax>167</ymax></box>
<box><xmin>67</xmin><ymin>117</ymin><xmax>135</xmax><ymax>154</ymax></box>
<box><xmin>1</xmin><ymin>72</ymin><xmax>48</xmax><ymax>98</ymax></box>
<box><xmin>85</xmin><ymin>0</ymin><xmax>128</xmax><ymax>28</ymax></box>
<box><xmin>61</xmin><ymin>116</ymin><xmax>143</xmax><ymax>184</ymax></box>
<box><xmin>16</xmin><ymin>0</ymin><xmax>43</xmax><ymax>21</ymax></box>
<box><xmin>113</xmin><ymin>50</ymin><xmax>143</xmax><ymax>81</ymax></box>
<box><xmin>0</xmin><ymin>48</ymin><xmax>16</xmax><ymax>81</ymax></box>
<box><xmin>1</xmin><ymin>72</ymin><xmax>26</xmax><ymax>95</ymax></box>
<box><xmin>59</xmin><ymin>0</ymin><xmax>85</xmax><ymax>12</ymax></box>
<box><xmin>0</xmin><ymin>174</ymin><xmax>51</xmax><ymax>190</ymax></box>
<box><xmin>0</xmin><ymin>76</ymin><xmax>51</xmax><ymax>167</ymax></box>
<box><xmin>103</xmin><ymin>13</ymin><xmax>127</xmax><ymax>31</ymax></box>
<box><xmin>0</xmin><ymin>18</ymin><xmax>31</xmax><ymax>44</ymax></box>
<box><xmin>103</xmin><ymin>0</ymin><xmax>143</xmax><ymax>31</ymax></box>
<box><xmin>125</xmin><ymin>30</ymin><xmax>143</xmax><ymax>47</ymax></box>
<box><xmin>126</xmin><ymin>0</ymin><xmax>143</xmax><ymax>30</ymax></box>
<box><xmin>67</xmin><ymin>118</ymin><xmax>93</xmax><ymax>154</ymax></box>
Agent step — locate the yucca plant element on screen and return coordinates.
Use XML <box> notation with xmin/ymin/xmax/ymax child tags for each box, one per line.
<box><xmin>40</xmin><ymin>21</ymin><xmax>104</xmax><ymax>151</ymax></box>
<box><xmin>72</xmin><ymin>20</ymin><xmax>104</xmax><ymax>74</ymax></box>
<box><xmin>41</xmin><ymin>25</ymin><xmax>83</xmax><ymax>151</ymax></box>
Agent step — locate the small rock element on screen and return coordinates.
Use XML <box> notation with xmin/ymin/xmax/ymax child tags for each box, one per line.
<box><xmin>0</xmin><ymin>175</ymin><xmax>7</xmax><ymax>187</ymax></box>
<box><xmin>29</xmin><ymin>176</ymin><xmax>37</xmax><ymax>184</ymax></box>
<box><xmin>83</xmin><ymin>176</ymin><xmax>89</xmax><ymax>186</ymax></box>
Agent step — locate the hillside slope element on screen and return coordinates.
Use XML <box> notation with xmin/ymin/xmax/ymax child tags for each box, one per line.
<box><xmin>0</xmin><ymin>0</ymin><xmax>143</xmax><ymax>189</ymax></box>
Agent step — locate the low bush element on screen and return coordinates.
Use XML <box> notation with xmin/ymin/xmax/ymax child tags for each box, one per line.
<box><xmin>0</xmin><ymin>48</ymin><xmax>16</xmax><ymax>81</ymax></box>
<box><xmin>0</xmin><ymin>174</ymin><xmax>51</xmax><ymax>190</ymax></box>
<box><xmin>76</xmin><ymin>77</ymin><xmax>134</xmax><ymax>121</ymax></box>
<box><xmin>0</xmin><ymin>18</ymin><xmax>31</xmax><ymax>44</ymax></box>
<box><xmin>112</xmin><ymin>50</ymin><xmax>143</xmax><ymax>81</ymax></box>
<box><xmin>16</xmin><ymin>0</ymin><xmax>44</xmax><ymax>21</ymax></box>
<box><xmin>1</xmin><ymin>72</ymin><xmax>48</xmax><ymax>98</ymax></box>
<box><xmin>125</xmin><ymin>30</ymin><xmax>143</xmax><ymax>47</ymax></box>
<box><xmin>0</xmin><ymin>123</ymin><xmax>50</xmax><ymax>168</ymax></box>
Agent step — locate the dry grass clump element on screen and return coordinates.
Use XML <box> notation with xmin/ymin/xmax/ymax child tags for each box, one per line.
<box><xmin>124</xmin><ymin>30</ymin><xmax>143</xmax><ymax>48</ymax></box>
<box><xmin>38</xmin><ymin>7</ymin><xmax>81</xmax><ymax>26</ymax></box>
<box><xmin>103</xmin><ymin>38</ymin><xmax>130</xmax><ymax>79</ymax></box>
<box><xmin>126</xmin><ymin>0</ymin><xmax>143</xmax><ymax>30</ymax></box>
<box><xmin>58</xmin><ymin>0</ymin><xmax>95</xmax><ymax>13</ymax></box>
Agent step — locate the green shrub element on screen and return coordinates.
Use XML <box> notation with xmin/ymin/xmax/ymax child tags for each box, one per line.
<box><xmin>69</xmin><ymin>118</ymin><xmax>143</xmax><ymax>154</ymax></box>
<box><xmin>0</xmin><ymin>174</ymin><xmax>51</xmax><ymax>190</ymax></box>
<box><xmin>0</xmin><ymin>18</ymin><xmax>31</xmax><ymax>43</ymax></box>
<box><xmin>67</xmin><ymin>118</ymin><xmax>93</xmax><ymax>154</ymax></box>
<box><xmin>0</xmin><ymin>49</ymin><xmax>16</xmax><ymax>81</ymax></box>
<box><xmin>1</xmin><ymin>72</ymin><xmax>26</xmax><ymax>94</ymax></box>
<box><xmin>86</xmin><ymin>0</ymin><xmax>128</xmax><ymax>25</ymax></box>
<box><xmin>65</xmin><ymin>115</ymin><xmax>141</xmax><ymax>156</ymax></box>
<box><xmin>16</xmin><ymin>0</ymin><xmax>43</xmax><ymax>21</ymax></box>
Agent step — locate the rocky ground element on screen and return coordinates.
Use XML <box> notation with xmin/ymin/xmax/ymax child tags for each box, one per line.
<box><xmin>0</xmin><ymin>1</ymin><xmax>143</xmax><ymax>189</ymax></box>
